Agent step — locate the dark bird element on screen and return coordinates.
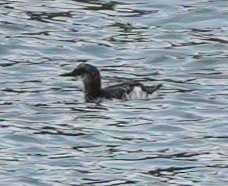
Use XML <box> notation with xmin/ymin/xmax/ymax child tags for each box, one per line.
<box><xmin>60</xmin><ymin>63</ymin><xmax>162</xmax><ymax>103</ymax></box>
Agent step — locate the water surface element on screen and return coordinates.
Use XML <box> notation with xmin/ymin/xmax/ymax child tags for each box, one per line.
<box><xmin>0</xmin><ymin>0</ymin><xmax>227</xmax><ymax>185</ymax></box>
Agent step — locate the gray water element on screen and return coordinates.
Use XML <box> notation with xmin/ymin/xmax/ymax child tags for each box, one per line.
<box><xmin>0</xmin><ymin>0</ymin><xmax>228</xmax><ymax>185</ymax></box>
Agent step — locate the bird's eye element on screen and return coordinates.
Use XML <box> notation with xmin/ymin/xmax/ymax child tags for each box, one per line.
<box><xmin>79</xmin><ymin>69</ymin><xmax>85</xmax><ymax>74</ymax></box>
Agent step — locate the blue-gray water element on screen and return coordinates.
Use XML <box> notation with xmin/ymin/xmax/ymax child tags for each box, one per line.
<box><xmin>0</xmin><ymin>0</ymin><xmax>227</xmax><ymax>185</ymax></box>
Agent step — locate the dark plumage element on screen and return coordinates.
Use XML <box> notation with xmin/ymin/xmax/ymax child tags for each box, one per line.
<box><xmin>61</xmin><ymin>63</ymin><xmax>162</xmax><ymax>103</ymax></box>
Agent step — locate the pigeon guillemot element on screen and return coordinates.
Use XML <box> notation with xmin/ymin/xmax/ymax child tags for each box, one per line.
<box><xmin>60</xmin><ymin>63</ymin><xmax>162</xmax><ymax>103</ymax></box>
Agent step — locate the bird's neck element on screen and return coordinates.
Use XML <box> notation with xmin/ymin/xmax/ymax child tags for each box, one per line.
<box><xmin>83</xmin><ymin>76</ymin><xmax>101</xmax><ymax>100</ymax></box>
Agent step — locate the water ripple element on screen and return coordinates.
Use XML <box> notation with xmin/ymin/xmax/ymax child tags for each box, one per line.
<box><xmin>0</xmin><ymin>0</ymin><xmax>227</xmax><ymax>185</ymax></box>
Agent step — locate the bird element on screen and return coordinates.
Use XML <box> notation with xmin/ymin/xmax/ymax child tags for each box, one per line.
<box><xmin>60</xmin><ymin>63</ymin><xmax>162</xmax><ymax>103</ymax></box>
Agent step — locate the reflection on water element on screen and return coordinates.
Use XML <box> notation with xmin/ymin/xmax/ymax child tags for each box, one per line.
<box><xmin>0</xmin><ymin>0</ymin><xmax>227</xmax><ymax>185</ymax></box>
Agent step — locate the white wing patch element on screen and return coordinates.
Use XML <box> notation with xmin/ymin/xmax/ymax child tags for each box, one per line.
<box><xmin>125</xmin><ymin>86</ymin><xmax>157</xmax><ymax>100</ymax></box>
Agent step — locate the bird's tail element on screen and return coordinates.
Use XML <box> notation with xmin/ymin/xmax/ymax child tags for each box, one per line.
<box><xmin>143</xmin><ymin>84</ymin><xmax>162</xmax><ymax>94</ymax></box>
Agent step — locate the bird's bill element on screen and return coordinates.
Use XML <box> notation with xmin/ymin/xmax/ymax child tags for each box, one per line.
<box><xmin>60</xmin><ymin>71</ymin><xmax>79</xmax><ymax>81</ymax></box>
<box><xmin>60</xmin><ymin>72</ymin><xmax>74</xmax><ymax>77</ymax></box>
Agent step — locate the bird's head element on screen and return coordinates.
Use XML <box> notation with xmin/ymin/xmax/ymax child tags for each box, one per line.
<box><xmin>60</xmin><ymin>63</ymin><xmax>101</xmax><ymax>92</ymax></box>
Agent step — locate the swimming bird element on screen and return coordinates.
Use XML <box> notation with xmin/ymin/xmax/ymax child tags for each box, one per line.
<box><xmin>60</xmin><ymin>63</ymin><xmax>162</xmax><ymax>103</ymax></box>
